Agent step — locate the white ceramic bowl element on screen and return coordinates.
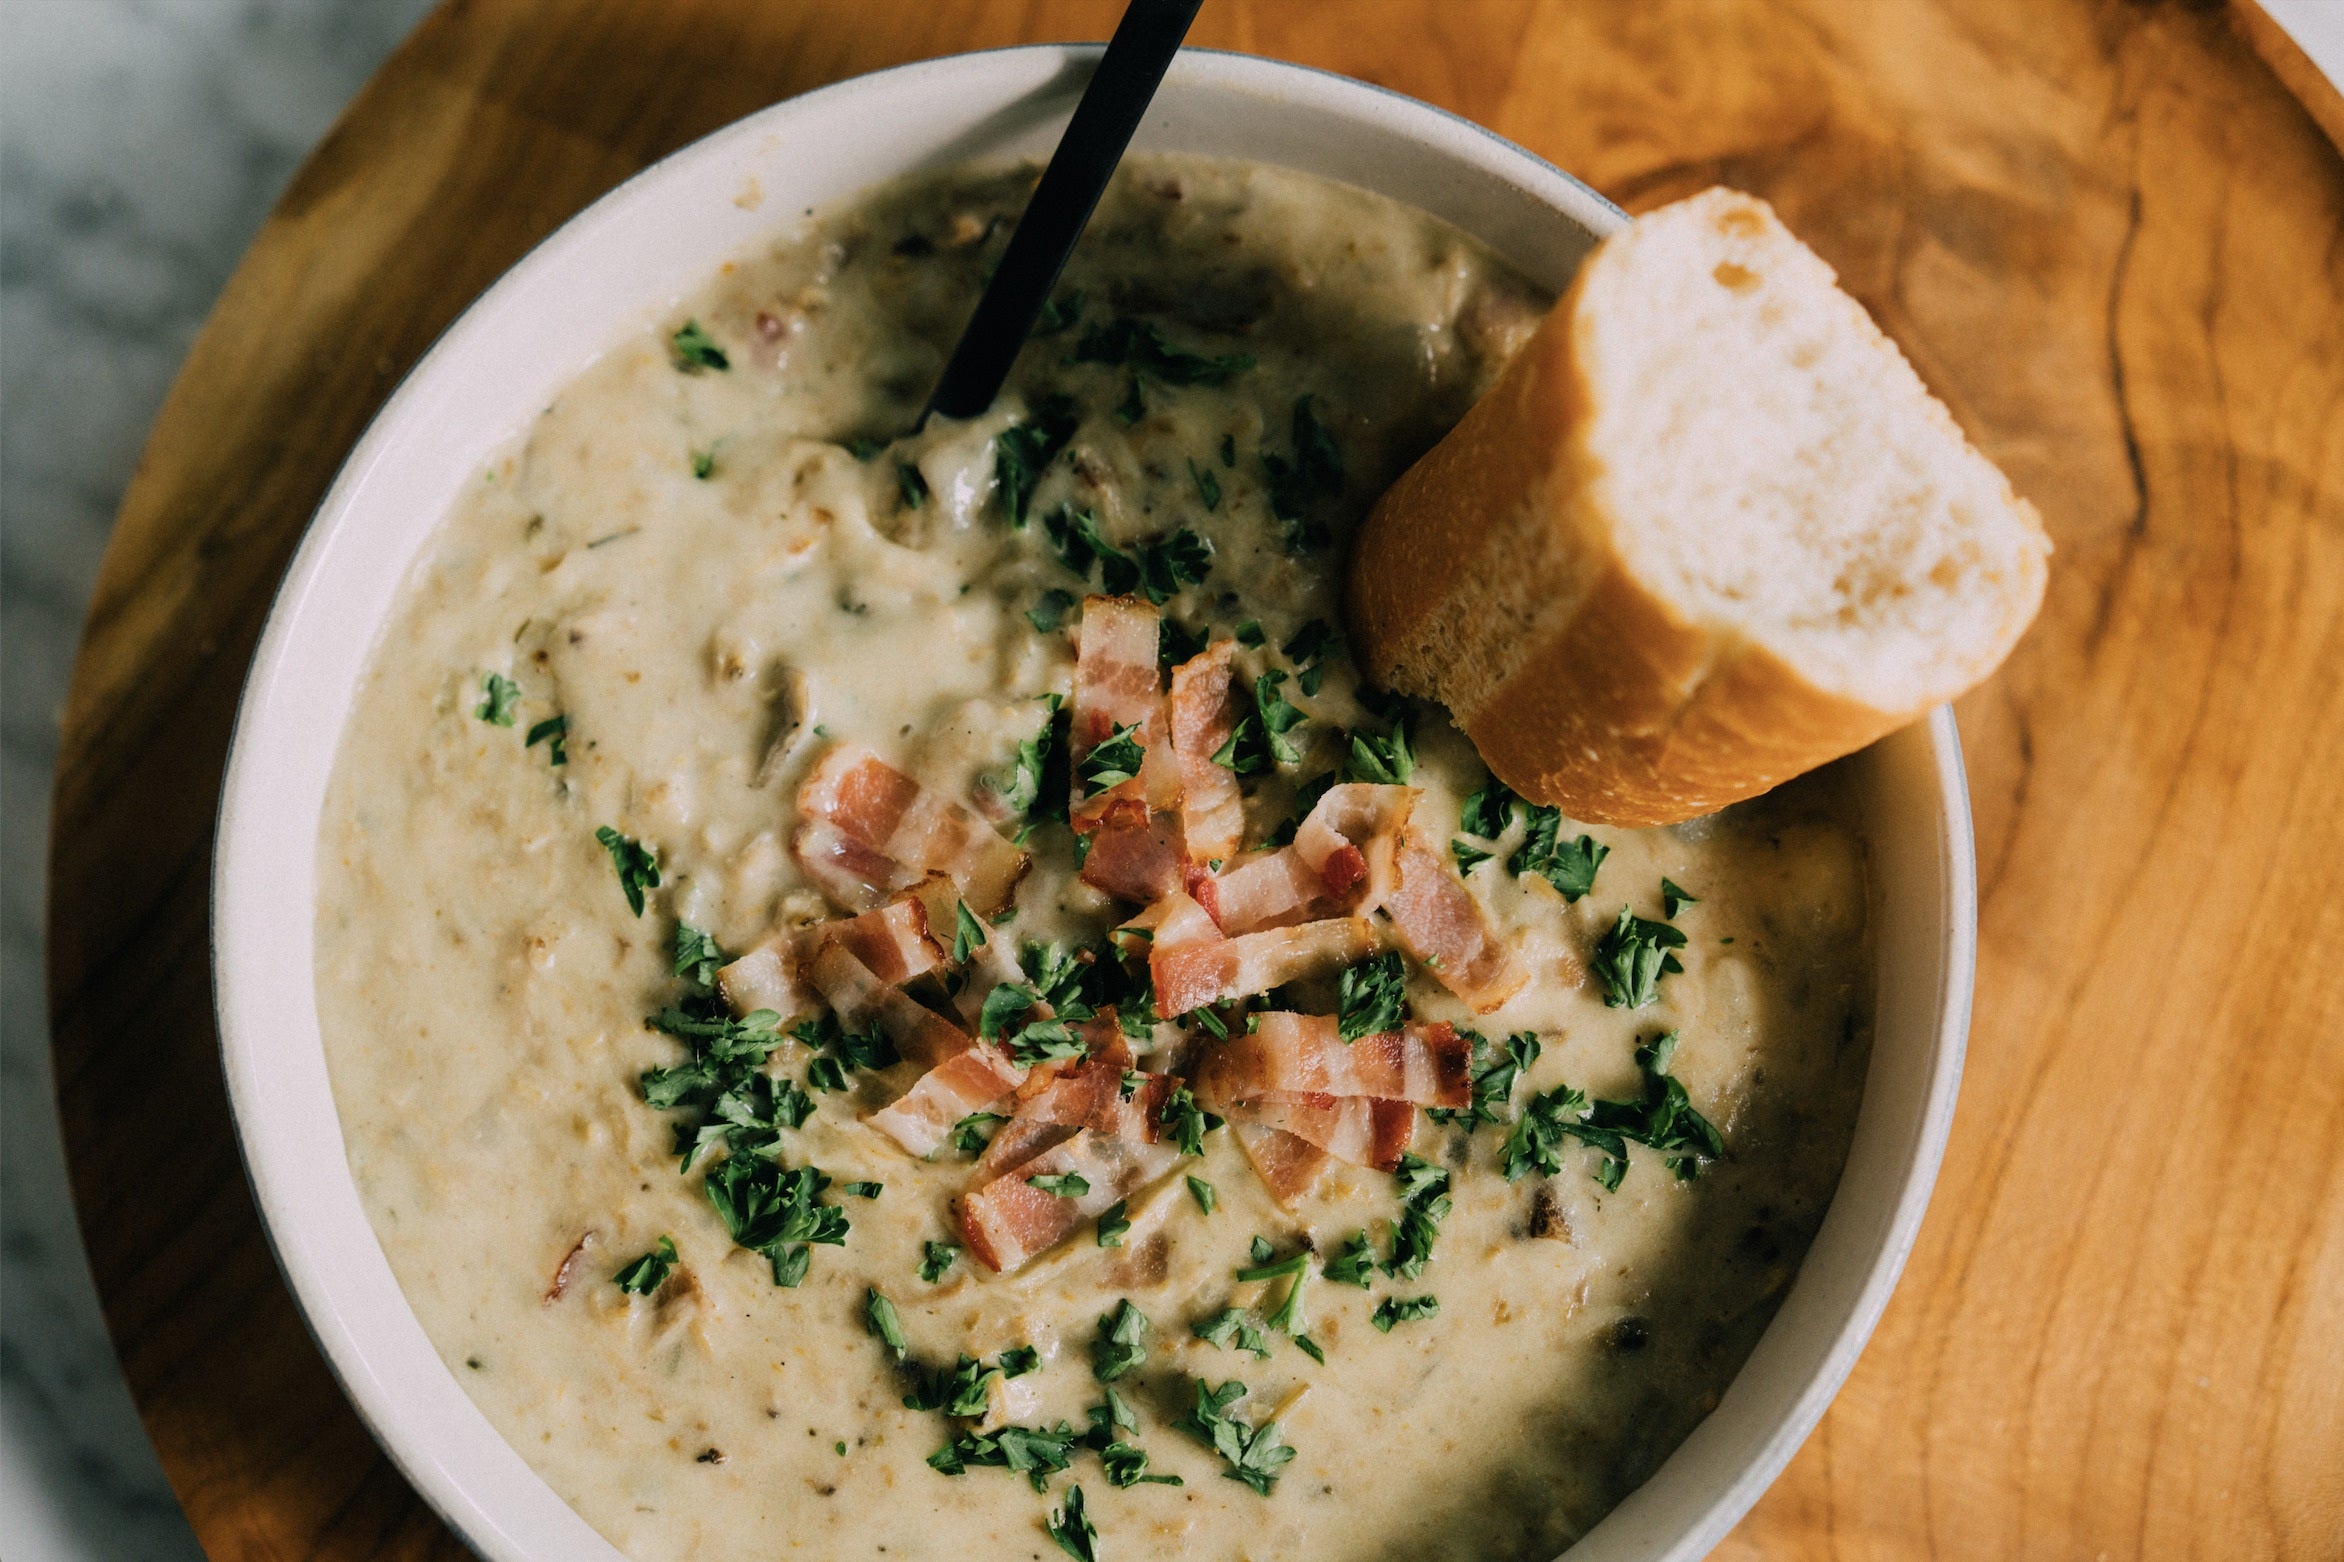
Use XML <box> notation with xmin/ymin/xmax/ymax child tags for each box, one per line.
<box><xmin>214</xmin><ymin>44</ymin><xmax>1974</xmax><ymax>1562</ymax></box>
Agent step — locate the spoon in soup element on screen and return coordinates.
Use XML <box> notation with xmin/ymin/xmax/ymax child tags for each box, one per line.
<box><xmin>921</xmin><ymin>0</ymin><xmax>1204</xmax><ymax>425</ymax></box>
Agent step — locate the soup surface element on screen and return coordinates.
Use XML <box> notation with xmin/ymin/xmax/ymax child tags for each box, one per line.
<box><xmin>316</xmin><ymin>155</ymin><xmax>1874</xmax><ymax>1562</ymax></box>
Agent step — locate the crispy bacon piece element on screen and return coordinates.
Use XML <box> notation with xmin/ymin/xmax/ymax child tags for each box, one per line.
<box><xmin>1383</xmin><ymin>830</ymin><xmax>1528</xmax><ymax>1013</ymax></box>
<box><xmin>807</xmin><ymin>941</ymin><xmax>1024</xmax><ymax>1158</ymax></box>
<box><xmin>1069</xmin><ymin>597</ymin><xmax>1167</xmax><ymax>830</ymax></box>
<box><xmin>1293</xmin><ymin>783</ymin><xmax>1417</xmax><ymax>913</ymax></box>
<box><xmin>956</xmin><ymin>1128</ymin><xmax>1182</xmax><ymax>1272</ymax></box>
<box><xmin>1168</xmin><ymin>641</ymin><xmax>1245</xmax><ymax>864</ymax></box>
<box><xmin>1079</xmin><ymin>808</ymin><xmax>1188</xmax><ymax>903</ymax></box>
<box><xmin>1150</xmin><ymin>909</ymin><xmax>1382</xmax><ymax>1018</ymax></box>
<box><xmin>1220</xmin><ymin>1091</ymin><xmax>1417</xmax><ymax>1172</ymax></box>
<box><xmin>1197</xmin><ymin>1013</ymin><xmax>1472</xmax><ymax>1108</ymax></box>
<box><xmin>975</xmin><ymin>1052</ymin><xmax>1170</xmax><ymax>1181</ymax></box>
<box><xmin>1235</xmin><ymin>1124</ymin><xmax>1329</xmax><ymax>1208</ymax></box>
<box><xmin>715</xmin><ymin>887</ymin><xmax>947</xmax><ymax>1018</ymax></box>
<box><xmin>795</xmin><ymin>745</ymin><xmax>1028</xmax><ymax>913</ymax></box>
<box><xmin>866</xmin><ymin>1054</ymin><xmax>1024</xmax><ymax>1159</ymax></box>
<box><xmin>1196</xmin><ymin>847</ymin><xmax>1331</xmax><ymax>934</ymax></box>
<box><xmin>806</xmin><ymin>942</ymin><xmax>968</xmax><ymax>1067</ymax></box>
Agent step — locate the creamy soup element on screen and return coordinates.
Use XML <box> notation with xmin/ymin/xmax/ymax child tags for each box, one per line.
<box><xmin>316</xmin><ymin>155</ymin><xmax>1873</xmax><ymax>1562</ymax></box>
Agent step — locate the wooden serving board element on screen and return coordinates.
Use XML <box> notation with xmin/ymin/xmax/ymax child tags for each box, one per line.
<box><xmin>47</xmin><ymin>1</ymin><xmax>2344</xmax><ymax>1557</ymax></box>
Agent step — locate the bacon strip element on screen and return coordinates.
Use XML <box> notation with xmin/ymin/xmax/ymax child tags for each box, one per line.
<box><xmin>1383</xmin><ymin>830</ymin><xmax>1528</xmax><ymax>1013</ymax></box>
<box><xmin>1293</xmin><ymin>783</ymin><xmax>1417</xmax><ymax>914</ymax></box>
<box><xmin>1197</xmin><ymin>1013</ymin><xmax>1472</xmax><ymax>1109</ymax></box>
<box><xmin>806</xmin><ymin>942</ymin><xmax>968</xmax><ymax>1068</ymax></box>
<box><xmin>715</xmin><ymin>888</ymin><xmax>947</xmax><ymax>1019</ymax></box>
<box><xmin>807</xmin><ymin>941</ymin><xmax>1025</xmax><ymax>1158</ymax></box>
<box><xmin>1235</xmin><ymin>1124</ymin><xmax>1329</xmax><ymax>1208</ymax></box>
<box><xmin>1168</xmin><ymin>641</ymin><xmax>1244</xmax><ymax>864</ymax></box>
<box><xmin>957</xmin><ymin>1128</ymin><xmax>1182</xmax><ymax>1272</ymax></box>
<box><xmin>796</xmin><ymin>745</ymin><xmax>1028</xmax><ymax>913</ymax></box>
<box><xmin>1151</xmin><ymin>913</ymin><xmax>1382</xmax><ymax>1018</ymax></box>
<box><xmin>1069</xmin><ymin>597</ymin><xmax>1165</xmax><ymax>830</ymax></box>
<box><xmin>1196</xmin><ymin>847</ymin><xmax>1332</xmax><ymax>935</ymax></box>
<box><xmin>1079</xmin><ymin>808</ymin><xmax>1188</xmax><ymax>903</ymax></box>
<box><xmin>1220</xmin><ymin>1091</ymin><xmax>1417</xmax><ymax>1172</ymax></box>
<box><xmin>866</xmin><ymin>1055</ymin><xmax>1024</xmax><ymax>1159</ymax></box>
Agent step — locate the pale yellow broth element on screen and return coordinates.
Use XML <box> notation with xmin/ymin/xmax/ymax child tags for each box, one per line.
<box><xmin>316</xmin><ymin>155</ymin><xmax>1873</xmax><ymax>1562</ymax></box>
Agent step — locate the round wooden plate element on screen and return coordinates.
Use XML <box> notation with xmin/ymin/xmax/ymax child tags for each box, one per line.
<box><xmin>47</xmin><ymin>1</ymin><xmax>2344</xmax><ymax>1556</ymax></box>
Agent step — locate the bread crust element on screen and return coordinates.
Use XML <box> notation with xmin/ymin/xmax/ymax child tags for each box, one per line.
<box><xmin>1347</xmin><ymin>189</ymin><xmax>2031</xmax><ymax>827</ymax></box>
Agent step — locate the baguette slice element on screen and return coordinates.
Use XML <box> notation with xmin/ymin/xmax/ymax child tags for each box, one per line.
<box><xmin>1347</xmin><ymin>187</ymin><xmax>2048</xmax><ymax>827</ymax></box>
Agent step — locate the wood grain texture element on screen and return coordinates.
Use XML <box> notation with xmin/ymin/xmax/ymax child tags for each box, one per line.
<box><xmin>46</xmin><ymin>1</ymin><xmax>2344</xmax><ymax>1558</ymax></box>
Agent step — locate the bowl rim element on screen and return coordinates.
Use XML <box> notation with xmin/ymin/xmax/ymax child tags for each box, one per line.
<box><xmin>212</xmin><ymin>41</ymin><xmax>1975</xmax><ymax>1562</ymax></box>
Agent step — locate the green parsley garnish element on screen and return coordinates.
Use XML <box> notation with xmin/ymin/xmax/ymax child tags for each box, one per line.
<box><xmin>1336</xmin><ymin>949</ymin><xmax>1408</xmax><ymax>1043</ymax></box>
<box><xmin>1078</xmin><ymin>722</ymin><xmax>1147</xmax><ymax>790</ymax></box>
<box><xmin>1340</xmin><ymin>717</ymin><xmax>1413</xmax><ymax>785</ymax></box>
<box><xmin>593</xmin><ymin>826</ymin><xmax>659</xmax><ymax>916</ymax></box>
<box><xmin>1591</xmin><ymin>906</ymin><xmax>1689</xmax><ymax>1008</ymax></box>
<box><xmin>842</xmin><ymin>1180</ymin><xmax>883</xmax><ymax>1198</ymax></box>
<box><xmin>1219</xmin><ymin>431</ymin><xmax>1237</xmax><ymax>468</ymax></box>
<box><xmin>1457</xmin><ymin>777</ymin><xmax>1520</xmax><ymax>838</ymax></box>
<box><xmin>1213</xmin><ymin>669</ymin><xmax>1308</xmax><ymax>776</ymax></box>
<box><xmin>953</xmin><ymin>900</ymin><xmax>988</xmax><ymax>963</ymax></box>
<box><xmin>702</xmin><ymin>1154</ymin><xmax>848</xmax><ymax>1286</ymax></box>
<box><xmin>476</xmin><ymin>672</ymin><xmax>520</xmax><ymax>726</ymax></box>
<box><xmin>1033</xmin><ymin>288</ymin><xmax>1085</xmax><ymax>335</ymax></box>
<box><xmin>1160</xmin><ymin>1083</ymin><xmax>1220</xmax><ymax>1156</ymax></box>
<box><xmin>612</xmin><ymin>1235</ymin><xmax>677</xmax><ymax>1295</ymax></box>
<box><xmin>995</xmin><ymin>394</ymin><xmax>1079</xmax><ymax>527</ymax></box>
<box><xmin>1295</xmin><ymin>1335</ymin><xmax>1326</xmax><ymax>1364</ymax></box>
<box><xmin>670</xmin><ymin>319</ymin><xmax>729</xmax><ymax>372</ymax></box>
<box><xmin>1192</xmin><ymin>1307</ymin><xmax>1270</xmax><ymax>1357</ymax></box>
<box><xmin>1234</xmin><ymin>619</ymin><xmax>1265</xmax><ymax>647</ymax></box>
<box><xmin>1027</xmin><ymin>588</ymin><xmax>1077</xmax><ymax>633</ymax></box>
<box><xmin>1091</xmin><ymin>1300</ymin><xmax>1149</xmax><ymax>1382</ymax></box>
<box><xmin>1500</xmin><ymin>1034</ymin><xmax>1722</xmax><ymax>1187</ymax></box>
<box><xmin>792</xmin><ymin>1010</ymin><xmax>898</xmax><ymax>1092</ymax></box>
<box><xmin>865</xmin><ymin>1287</ymin><xmax>908</xmax><ymax>1360</ymax></box>
<box><xmin>896</xmin><ymin>460</ymin><xmax>929</xmax><ymax>509</ymax></box>
<box><xmin>1323</xmin><ymin>1231</ymin><xmax>1377</xmax><ymax>1287</ymax></box>
<box><xmin>1044</xmin><ymin>506</ymin><xmax>1215</xmax><ymax>605</ymax></box>
<box><xmin>1281</xmin><ymin>618</ymin><xmax>1343</xmax><ymax>696</ymax></box>
<box><xmin>1385</xmin><ymin>1153</ymin><xmax>1452</xmax><ymax>1280</ymax></box>
<box><xmin>919</xmin><ymin>1241</ymin><xmax>960</xmax><ymax>1283</ymax></box>
<box><xmin>690</xmin><ymin>445</ymin><xmax>717</xmax><ymax>480</ymax></box>
<box><xmin>993</xmin><ymin>692</ymin><xmax>1067</xmax><ymax>828</ymax></box>
<box><xmin>1096</xmin><ymin>1199</ymin><xmax>1131</xmax><ymax>1248</ymax></box>
<box><xmin>1030</xmin><ymin>1170</ymin><xmax>1092</xmax><ymax>1199</ymax></box>
<box><xmin>1371</xmin><ymin>1295</ymin><xmax>1439</xmax><ymax>1332</ymax></box>
<box><xmin>1046</xmin><ymin>1483</ymin><xmax>1100</xmax><ymax>1561</ymax></box>
<box><xmin>1073</xmin><ymin>315</ymin><xmax>1256</xmax><ymax>386</ymax></box>
<box><xmin>1661</xmin><ymin>877</ymin><xmax>1699</xmax><ymax>917</ymax></box>
<box><xmin>1452</xmin><ymin>839</ymin><xmax>1495</xmax><ymax>873</ymax></box>
<box><xmin>1427</xmin><ymin>1029</ymin><xmax>1540</xmax><ymax>1129</ymax></box>
<box><xmin>904</xmin><ymin>1352</ymin><xmax>998</xmax><ymax>1416</ymax></box>
<box><xmin>1176</xmin><ymin>1378</ymin><xmax>1295</xmax><ymax>1495</ymax></box>
<box><xmin>1190</xmin><ymin>458</ymin><xmax>1222</xmax><ymax>511</ymax></box>
<box><xmin>1115</xmin><ymin>372</ymin><xmax>1146</xmax><ymax>424</ymax></box>
<box><xmin>672</xmin><ymin>922</ymin><xmax>725</xmax><ymax>989</ymax></box>
<box><xmin>1186</xmin><ymin>1175</ymin><xmax>1217</xmax><ymax>1214</ymax></box>
<box><xmin>1261</xmin><ymin>395</ymin><xmax>1342</xmax><ymax>551</ymax></box>
<box><xmin>844</xmin><ymin>435</ymin><xmax>885</xmax><ymax>462</ymax></box>
<box><xmin>928</xmin><ymin>1421</ymin><xmax>1081</xmax><ymax>1489</ymax></box>
<box><xmin>525</xmin><ymin>712</ymin><xmax>568</xmax><ymax>765</ymax></box>
<box><xmin>998</xmin><ymin>1344</ymin><xmax>1042</xmax><ymax>1379</ymax></box>
<box><xmin>1511</xmin><ymin>807</ymin><xmax>1608</xmax><ymax>901</ymax></box>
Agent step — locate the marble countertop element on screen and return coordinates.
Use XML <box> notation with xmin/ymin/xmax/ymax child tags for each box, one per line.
<box><xmin>0</xmin><ymin>4</ymin><xmax>2335</xmax><ymax>1560</ymax></box>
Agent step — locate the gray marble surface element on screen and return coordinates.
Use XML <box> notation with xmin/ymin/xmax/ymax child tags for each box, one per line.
<box><xmin>0</xmin><ymin>3</ymin><xmax>430</xmax><ymax>1557</ymax></box>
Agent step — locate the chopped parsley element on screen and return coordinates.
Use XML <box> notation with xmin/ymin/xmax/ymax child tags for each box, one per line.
<box><xmin>612</xmin><ymin>1235</ymin><xmax>677</xmax><ymax>1295</ymax></box>
<box><xmin>691</xmin><ymin>445</ymin><xmax>717</xmax><ymax>480</ymax></box>
<box><xmin>1073</xmin><ymin>316</ymin><xmax>1256</xmax><ymax>386</ymax></box>
<box><xmin>641</xmin><ymin>1004</ymin><xmax>813</xmax><ymax>1168</ymax></box>
<box><xmin>1091</xmin><ymin>1299</ymin><xmax>1148</xmax><ymax>1382</ymax></box>
<box><xmin>1033</xmin><ymin>288</ymin><xmax>1085</xmax><ymax>335</ymax></box>
<box><xmin>928</xmin><ymin>1421</ymin><xmax>1080</xmax><ymax>1489</ymax></box>
<box><xmin>919</xmin><ymin>1241</ymin><xmax>960</xmax><ymax>1283</ymax></box>
<box><xmin>1162</xmin><ymin>1083</ymin><xmax>1218</xmax><ymax>1153</ymax></box>
<box><xmin>1027</xmin><ymin>588</ymin><xmax>1077</xmax><ymax>633</ymax></box>
<box><xmin>1044</xmin><ymin>506</ymin><xmax>1214</xmax><ymax>605</ymax></box>
<box><xmin>1457</xmin><ymin>777</ymin><xmax>1521</xmax><ymax>838</ymax></box>
<box><xmin>672</xmin><ymin>922</ymin><xmax>725</xmax><ymax>989</ymax></box>
<box><xmin>1213</xmin><ymin>669</ymin><xmax>1307</xmax><ymax>776</ymax></box>
<box><xmin>1219</xmin><ymin>431</ymin><xmax>1237</xmax><ymax>468</ymax></box>
<box><xmin>905</xmin><ymin>1352</ymin><xmax>998</xmax><ymax>1416</ymax></box>
<box><xmin>1234</xmin><ymin>619</ymin><xmax>1265</xmax><ymax>647</ymax></box>
<box><xmin>1115</xmin><ymin>372</ymin><xmax>1146</xmax><ymax>424</ymax></box>
<box><xmin>1078</xmin><ymin>722</ymin><xmax>1147</xmax><ymax>791</ymax></box>
<box><xmin>1385</xmin><ymin>1152</ymin><xmax>1452</xmax><ymax>1280</ymax></box>
<box><xmin>793</xmin><ymin>1010</ymin><xmax>898</xmax><ymax>1092</ymax></box>
<box><xmin>1096</xmin><ymin>1434</ymin><xmax>1180</xmax><ymax>1489</ymax></box>
<box><xmin>702</xmin><ymin>1154</ymin><xmax>848</xmax><ymax>1287</ymax></box>
<box><xmin>994</xmin><ymin>394</ymin><xmax>1079</xmax><ymax>527</ymax></box>
<box><xmin>1095</xmin><ymin>1199</ymin><xmax>1131</xmax><ymax>1248</ymax></box>
<box><xmin>1030</xmin><ymin>1170</ymin><xmax>1091</xmax><ymax>1199</ymax></box>
<box><xmin>1046</xmin><ymin>1483</ymin><xmax>1100</xmax><ymax>1561</ymax></box>
<box><xmin>525</xmin><ymin>712</ymin><xmax>568</xmax><ymax>764</ymax></box>
<box><xmin>993</xmin><ymin>693</ymin><xmax>1068</xmax><ymax>828</ymax></box>
<box><xmin>1452</xmin><ymin>839</ymin><xmax>1495</xmax><ymax>874</ymax></box>
<box><xmin>1261</xmin><ymin>395</ymin><xmax>1342</xmax><ymax>551</ymax></box>
<box><xmin>1336</xmin><ymin>950</ymin><xmax>1408</xmax><ymax>1043</ymax></box>
<box><xmin>670</xmin><ymin>319</ymin><xmax>729</xmax><ymax>372</ymax></box>
<box><xmin>1295</xmin><ymin>1335</ymin><xmax>1326</xmax><ymax>1365</ymax></box>
<box><xmin>1661</xmin><ymin>877</ymin><xmax>1699</xmax><ymax>917</ymax></box>
<box><xmin>1159</xmin><ymin>613</ymin><xmax>1208</xmax><ymax>670</ymax></box>
<box><xmin>845</xmin><ymin>435</ymin><xmax>885</xmax><ymax>462</ymax></box>
<box><xmin>1281</xmin><ymin>618</ymin><xmax>1343</xmax><ymax>696</ymax></box>
<box><xmin>998</xmin><ymin>1344</ymin><xmax>1042</xmax><ymax>1379</ymax></box>
<box><xmin>841</xmin><ymin>1180</ymin><xmax>883</xmax><ymax>1198</ymax></box>
<box><xmin>1501</xmin><ymin>1033</ymin><xmax>1722</xmax><ymax>1188</ymax></box>
<box><xmin>865</xmin><ymin>1287</ymin><xmax>908</xmax><ymax>1360</ymax></box>
<box><xmin>1371</xmin><ymin>1295</ymin><xmax>1440</xmax><ymax>1332</ymax></box>
<box><xmin>1190</xmin><ymin>458</ymin><xmax>1222</xmax><ymax>511</ymax></box>
<box><xmin>476</xmin><ymin>672</ymin><xmax>520</xmax><ymax>726</ymax></box>
<box><xmin>896</xmin><ymin>460</ymin><xmax>930</xmax><ymax>509</ymax></box>
<box><xmin>1427</xmin><ymin>1029</ymin><xmax>1540</xmax><ymax>1129</ymax></box>
<box><xmin>1322</xmin><ymin>1231</ymin><xmax>1377</xmax><ymax>1287</ymax></box>
<box><xmin>1177</xmin><ymin>1378</ymin><xmax>1295</xmax><ymax>1495</ymax></box>
<box><xmin>1591</xmin><ymin>906</ymin><xmax>1688</xmax><ymax>1008</ymax></box>
<box><xmin>1186</xmin><ymin>1175</ymin><xmax>1217</xmax><ymax>1214</ymax></box>
<box><xmin>951</xmin><ymin>1113</ymin><xmax>1005</xmax><ymax>1160</ymax></box>
<box><xmin>1192</xmin><ymin>1307</ymin><xmax>1270</xmax><ymax>1357</ymax></box>
<box><xmin>593</xmin><ymin>826</ymin><xmax>660</xmax><ymax>915</ymax></box>
<box><xmin>1512</xmin><ymin>807</ymin><xmax>1608</xmax><ymax>901</ymax></box>
<box><xmin>1340</xmin><ymin>718</ymin><xmax>1413</xmax><ymax>785</ymax></box>
<box><xmin>953</xmin><ymin>900</ymin><xmax>988</xmax><ymax>963</ymax></box>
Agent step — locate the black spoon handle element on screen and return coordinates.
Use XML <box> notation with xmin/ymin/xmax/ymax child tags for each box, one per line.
<box><xmin>924</xmin><ymin>0</ymin><xmax>1204</xmax><ymax>423</ymax></box>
